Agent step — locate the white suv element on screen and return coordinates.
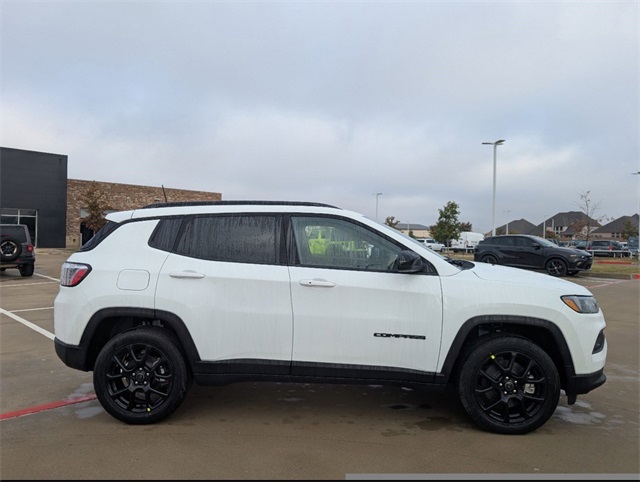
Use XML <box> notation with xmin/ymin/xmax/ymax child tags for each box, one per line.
<box><xmin>54</xmin><ymin>201</ymin><xmax>607</xmax><ymax>434</ymax></box>
<box><xmin>419</xmin><ymin>238</ymin><xmax>445</xmax><ymax>252</ymax></box>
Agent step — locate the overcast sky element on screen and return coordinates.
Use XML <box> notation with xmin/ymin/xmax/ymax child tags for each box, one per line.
<box><xmin>2</xmin><ymin>0</ymin><xmax>638</xmax><ymax>233</ymax></box>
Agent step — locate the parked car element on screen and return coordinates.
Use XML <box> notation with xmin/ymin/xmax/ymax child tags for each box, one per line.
<box><xmin>627</xmin><ymin>236</ymin><xmax>639</xmax><ymax>258</ymax></box>
<box><xmin>418</xmin><ymin>238</ymin><xmax>445</xmax><ymax>252</ymax></box>
<box><xmin>474</xmin><ymin>234</ymin><xmax>593</xmax><ymax>277</ymax></box>
<box><xmin>0</xmin><ymin>224</ymin><xmax>35</xmax><ymax>277</ymax></box>
<box><xmin>54</xmin><ymin>201</ymin><xmax>607</xmax><ymax>435</ymax></box>
<box><xmin>586</xmin><ymin>240</ymin><xmax>630</xmax><ymax>258</ymax></box>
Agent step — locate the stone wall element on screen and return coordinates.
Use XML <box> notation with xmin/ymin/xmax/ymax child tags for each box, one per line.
<box><xmin>66</xmin><ymin>179</ymin><xmax>221</xmax><ymax>248</ymax></box>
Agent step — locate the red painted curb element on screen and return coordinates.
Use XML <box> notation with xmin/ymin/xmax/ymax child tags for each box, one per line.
<box><xmin>0</xmin><ymin>394</ymin><xmax>97</xmax><ymax>421</ymax></box>
<box><xmin>632</xmin><ymin>274</ymin><xmax>640</xmax><ymax>279</ymax></box>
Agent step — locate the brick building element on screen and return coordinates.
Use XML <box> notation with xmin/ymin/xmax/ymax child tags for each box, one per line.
<box><xmin>66</xmin><ymin>179</ymin><xmax>221</xmax><ymax>248</ymax></box>
<box><xmin>1</xmin><ymin>146</ymin><xmax>222</xmax><ymax>248</ymax></box>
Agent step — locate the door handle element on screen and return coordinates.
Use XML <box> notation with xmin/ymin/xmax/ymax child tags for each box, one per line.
<box><xmin>299</xmin><ymin>279</ymin><xmax>336</xmax><ymax>288</ymax></box>
<box><xmin>169</xmin><ymin>270</ymin><xmax>205</xmax><ymax>279</ymax></box>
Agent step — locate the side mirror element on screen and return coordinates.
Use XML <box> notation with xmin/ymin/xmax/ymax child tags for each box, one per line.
<box><xmin>397</xmin><ymin>250</ymin><xmax>425</xmax><ymax>273</ymax></box>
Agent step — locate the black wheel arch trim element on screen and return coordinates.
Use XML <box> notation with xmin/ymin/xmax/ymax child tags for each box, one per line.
<box><xmin>436</xmin><ymin>315</ymin><xmax>576</xmax><ymax>388</ymax></box>
<box><xmin>54</xmin><ymin>307</ymin><xmax>201</xmax><ymax>372</ymax></box>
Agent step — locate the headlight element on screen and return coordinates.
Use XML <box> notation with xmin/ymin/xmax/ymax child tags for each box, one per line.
<box><xmin>561</xmin><ymin>295</ymin><xmax>599</xmax><ymax>314</ymax></box>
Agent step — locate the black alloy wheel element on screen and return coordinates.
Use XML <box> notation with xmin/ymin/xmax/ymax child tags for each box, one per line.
<box><xmin>93</xmin><ymin>328</ymin><xmax>190</xmax><ymax>424</ymax></box>
<box><xmin>546</xmin><ymin>258</ymin><xmax>568</xmax><ymax>277</ymax></box>
<box><xmin>457</xmin><ymin>335</ymin><xmax>560</xmax><ymax>435</ymax></box>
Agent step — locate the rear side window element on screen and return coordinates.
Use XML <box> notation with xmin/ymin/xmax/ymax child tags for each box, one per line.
<box><xmin>0</xmin><ymin>225</ymin><xmax>29</xmax><ymax>243</ymax></box>
<box><xmin>149</xmin><ymin>218</ymin><xmax>183</xmax><ymax>252</ymax></box>
<box><xmin>491</xmin><ymin>237</ymin><xmax>514</xmax><ymax>246</ymax></box>
<box><xmin>175</xmin><ymin>215</ymin><xmax>279</xmax><ymax>264</ymax></box>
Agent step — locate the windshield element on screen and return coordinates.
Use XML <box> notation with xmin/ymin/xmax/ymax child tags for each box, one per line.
<box><xmin>529</xmin><ymin>236</ymin><xmax>565</xmax><ymax>248</ymax></box>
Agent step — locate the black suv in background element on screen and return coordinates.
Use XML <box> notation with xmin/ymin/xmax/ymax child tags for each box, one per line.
<box><xmin>0</xmin><ymin>224</ymin><xmax>35</xmax><ymax>277</ymax></box>
<box><xmin>474</xmin><ymin>234</ymin><xmax>593</xmax><ymax>277</ymax></box>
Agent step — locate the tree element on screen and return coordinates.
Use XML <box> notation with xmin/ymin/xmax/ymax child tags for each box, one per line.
<box><xmin>81</xmin><ymin>181</ymin><xmax>112</xmax><ymax>233</ymax></box>
<box><xmin>622</xmin><ymin>220</ymin><xmax>639</xmax><ymax>240</ymax></box>
<box><xmin>430</xmin><ymin>201</ymin><xmax>461</xmax><ymax>246</ymax></box>
<box><xmin>460</xmin><ymin>222</ymin><xmax>473</xmax><ymax>232</ymax></box>
<box><xmin>575</xmin><ymin>190</ymin><xmax>602</xmax><ymax>243</ymax></box>
<box><xmin>385</xmin><ymin>216</ymin><xmax>400</xmax><ymax>229</ymax></box>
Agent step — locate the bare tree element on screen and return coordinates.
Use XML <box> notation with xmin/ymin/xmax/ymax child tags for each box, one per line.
<box><xmin>385</xmin><ymin>216</ymin><xmax>400</xmax><ymax>229</ymax></box>
<box><xmin>81</xmin><ymin>181</ymin><xmax>113</xmax><ymax>233</ymax></box>
<box><xmin>575</xmin><ymin>190</ymin><xmax>601</xmax><ymax>243</ymax></box>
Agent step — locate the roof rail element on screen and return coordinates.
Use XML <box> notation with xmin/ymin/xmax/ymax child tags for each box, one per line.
<box><xmin>140</xmin><ymin>200</ymin><xmax>340</xmax><ymax>209</ymax></box>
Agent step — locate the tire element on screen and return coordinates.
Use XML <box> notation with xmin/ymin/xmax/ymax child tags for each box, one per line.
<box><xmin>457</xmin><ymin>335</ymin><xmax>560</xmax><ymax>435</ymax></box>
<box><xmin>19</xmin><ymin>264</ymin><xmax>34</xmax><ymax>277</ymax></box>
<box><xmin>546</xmin><ymin>258</ymin><xmax>567</xmax><ymax>277</ymax></box>
<box><xmin>0</xmin><ymin>237</ymin><xmax>22</xmax><ymax>262</ymax></box>
<box><xmin>482</xmin><ymin>254</ymin><xmax>498</xmax><ymax>265</ymax></box>
<box><xmin>93</xmin><ymin>327</ymin><xmax>190</xmax><ymax>425</ymax></box>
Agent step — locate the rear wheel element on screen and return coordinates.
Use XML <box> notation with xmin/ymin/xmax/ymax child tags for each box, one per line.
<box><xmin>457</xmin><ymin>335</ymin><xmax>560</xmax><ymax>435</ymax></box>
<box><xmin>93</xmin><ymin>328</ymin><xmax>190</xmax><ymax>424</ymax></box>
<box><xmin>19</xmin><ymin>264</ymin><xmax>34</xmax><ymax>277</ymax></box>
<box><xmin>546</xmin><ymin>258</ymin><xmax>567</xmax><ymax>277</ymax></box>
<box><xmin>482</xmin><ymin>254</ymin><xmax>498</xmax><ymax>265</ymax></box>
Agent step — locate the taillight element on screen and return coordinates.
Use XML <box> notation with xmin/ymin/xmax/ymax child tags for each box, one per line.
<box><xmin>26</xmin><ymin>244</ymin><xmax>34</xmax><ymax>253</ymax></box>
<box><xmin>60</xmin><ymin>262</ymin><xmax>92</xmax><ymax>287</ymax></box>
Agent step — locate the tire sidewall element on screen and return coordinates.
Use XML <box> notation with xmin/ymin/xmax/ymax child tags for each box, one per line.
<box><xmin>93</xmin><ymin>328</ymin><xmax>189</xmax><ymax>425</ymax></box>
<box><xmin>457</xmin><ymin>335</ymin><xmax>560</xmax><ymax>435</ymax></box>
<box><xmin>1</xmin><ymin>237</ymin><xmax>22</xmax><ymax>262</ymax></box>
<box><xmin>546</xmin><ymin>258</ymin><xmax>567</xmax><ymax>277</ymax></box>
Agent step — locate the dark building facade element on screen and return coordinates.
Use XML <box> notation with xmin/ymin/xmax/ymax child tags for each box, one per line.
<box><xmin>1</xmin><ymin>147</ymin><xmax>68</xmax><ymax>248</ymax></box>
<box><xmin>1</xmin><ymin>147</ymin><xmax>223</xmax><ymax>249</ymax></box>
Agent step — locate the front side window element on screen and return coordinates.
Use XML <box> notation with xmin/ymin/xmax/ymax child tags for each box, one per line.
<box><xmin>291</xmin><ymin>216</ymin><xmax>403</xmax><ymax>271</ymax></box>
<box><xmin>175</xmin><ymin>215</ymin><xmax>278</xmax><ymax>264</ymax></box>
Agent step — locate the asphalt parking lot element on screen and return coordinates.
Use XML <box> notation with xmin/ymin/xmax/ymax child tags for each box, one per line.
<box><xmin>1</xmin><ymin>250</ymin><xmax>638</xmax><ymax>480</ymax></box>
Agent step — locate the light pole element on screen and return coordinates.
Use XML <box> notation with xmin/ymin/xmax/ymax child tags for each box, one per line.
<box><xmin>504</xmin><ymin>210</ymin><xmax>511</xmax><ymax>235</ymax></box>
<box><xmin>482</xmin><ymin>139</ymin><xmax>505</xmax><ymax>236</ymax></box>
<box><xmin>543</xmin><ymin>214</ymin><xmax>549</xmax><ymax>239</ymax></box>
<box><xmin>374</xmin><ymin>192</ymin><xmax>383</xmax><ymax>222</ymax></box>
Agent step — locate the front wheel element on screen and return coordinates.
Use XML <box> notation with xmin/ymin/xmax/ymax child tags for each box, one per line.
<box><xmin>457</xmin><ymin>335</ymin><xmax>560</xmax><ymax>435</ymax></box>
<box><xmin>93</xmin><ymin>328</ymin><xmax>190</xmax><ymax>424</ymax></box>
<box><xmin>546</xmin><ymin>258</ymin><xmax>567</xmax><ymax>277</ymax></box>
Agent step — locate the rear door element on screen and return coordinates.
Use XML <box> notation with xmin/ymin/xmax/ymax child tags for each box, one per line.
<box><xmin>154</xmin><ymin>214</ymin><xmax>293</xmax><ymax>373</ymax></box>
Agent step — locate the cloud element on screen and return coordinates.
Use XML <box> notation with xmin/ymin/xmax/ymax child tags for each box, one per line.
<box><xmin>2</xmin><ymin>0</ymin><xmax>638</xmax><ymax>233</ymax></box>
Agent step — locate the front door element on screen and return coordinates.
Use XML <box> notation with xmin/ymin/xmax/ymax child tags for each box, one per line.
<box><xmin>287</xmin><ymin>215</ymin><xmax>443</xmax><ymax>379</ymax></box>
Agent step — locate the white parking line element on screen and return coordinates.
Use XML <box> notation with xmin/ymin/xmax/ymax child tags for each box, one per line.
<box><xmin>34</xmin><ymin>273</ymin><xmax>60</xmax><ymax>282</ymax></box>
<box><xmin>0</xmin><ymin>281</ymin><xmax>58</xmax><ymax>288</ymax></box>
<box><xmin>10</xmin><ymin>307</ymin><xmax>54</xmax><ymax>313</ymax></box>
<box><xmin>0</xmin><ymin>307</ymin><xmax>55</xmax><ymax>340</ymax></box>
